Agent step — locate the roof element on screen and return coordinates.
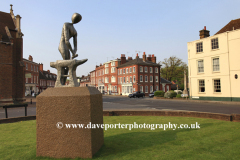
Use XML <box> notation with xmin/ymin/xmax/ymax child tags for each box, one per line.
<box><xmin>160</xmin><ymin>78</ymin><xmax>171</xmax><ymax>84</ymax></box>
<box><xmin>0</xmin><ymin>11</ymin><xmax>15</xmax><ymax>42</ymax></box>
<box><xmin>23</xmin><ymin>58</ymin><xmax>39</xmax><ymax>65</ymax></box>
<box><xmin>215</xmin><ymin>18</ymin><xmax>240</xmax><ymax>35</ymax></box>
<box><xmin>39</xmin><ymin>70</ymin><xmax>57</xmax><ymax>81</ymax></box>
<box><xmin>117</xmin><ymin>57</ymin><xmax>160</xmax><ymax>68</ymax></box>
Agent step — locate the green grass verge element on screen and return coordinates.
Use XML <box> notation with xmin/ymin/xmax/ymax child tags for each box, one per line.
<box><xmin>0</xmin><ymin>116</ymin><xmax>240</xmax><ymax>160</ymax></box>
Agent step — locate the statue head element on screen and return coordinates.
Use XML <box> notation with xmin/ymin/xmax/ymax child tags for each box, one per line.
<box><xmin>71</xmin><ymin>13</ymin><xmax>82</xmax><ymax>24</ymax></box>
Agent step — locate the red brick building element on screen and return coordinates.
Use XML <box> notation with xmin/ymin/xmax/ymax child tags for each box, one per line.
<box><xmin>86</xmin><ymin>52</ymin><xmax>161</xmax><ymax>96</ymax></box>
<box><xmin>117</xmin><ymin>53</ymin><xmax>161</xmax><ymax>96</ymax></box>
<box><xmin>23</xmin><ymin>55</ymin><xmax>39</xmax><ymax>95</ymax></box>
<box><xmin>39</xmin><ymin>63</ymin><xmax>56</xmax><ymax>92</ymax></box>
<box><xmin>0</xmin><ymin>5</ymin><xmax>25</xmax><ymax>105</ymax></box>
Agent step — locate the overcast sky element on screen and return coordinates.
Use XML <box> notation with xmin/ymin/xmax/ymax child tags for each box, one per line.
<box><xmin>1</xmin><ymin>0</ymin><xmax>240</xmax><ymax>76</ymax></box>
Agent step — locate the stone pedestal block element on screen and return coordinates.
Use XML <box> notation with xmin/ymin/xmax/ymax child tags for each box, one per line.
<box><xmin>36</xmin><ymin>87</ymin><xmax>103</xmax><ymax>159</ymax></box>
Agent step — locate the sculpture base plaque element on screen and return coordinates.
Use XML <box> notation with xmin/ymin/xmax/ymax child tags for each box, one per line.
<box><xmin>36</xmin><ymin>87</ymin><xmax>104</xmax><ymax>159</ymax></box>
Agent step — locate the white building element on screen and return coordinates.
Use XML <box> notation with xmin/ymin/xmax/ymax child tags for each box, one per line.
<box><xmin>187</xmin><ymin>21</ymin><xmax>240</xmax><ymax>101</ymax></box>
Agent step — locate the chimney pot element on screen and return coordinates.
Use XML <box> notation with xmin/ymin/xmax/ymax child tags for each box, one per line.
<box><xmin>143</xmin><ymin>52</ymin><xmax>146</xmax><ymax>62</ymax></box>
<box><xmin>204</xmin><ymin>26</ymin><xmax>206</xmax><ymax>30</ymax></box>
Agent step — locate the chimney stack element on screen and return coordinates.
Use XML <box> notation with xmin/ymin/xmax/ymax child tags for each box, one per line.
<box><xmin>136</xmin><ymin>53</ymin><xmax>139</xmax><ymax>59</ymax></box>
<box><xmin>143</xmin><ymin>52</ymin><xmax>146</xmax><ymax>62</ymax></box>
<box><xmin>151</xmin><ymin>54</ymin><xmax>156</xmax><ymax>63</ymax></box>
<box><xmin>199</xmin><ymin>26</ymin><xmax>210</xmax><ymax>39</ymax></box>
<box><xmin>128</xmin><ymin>57</ymin><xmax>132</xmax><ymax>60</ymax></box>
<box><xmin>15</xmin><ymin>15</ymin><xmax>22</xmax><ymax>38</ymax></box>
<box><xmin>47</xmin><ymin>70</ymin><xmax>50</xmax><ymax>73</ymax></box>
<box><xmin>120</xmin><ymin>54</ymin><xmax>126</xmax><ymax>65</ymax></box>
<box><xmin>28</xmin><ymin>55</ymin><xmax>33</xmax><ymax>61</ymax></box>
<box><xmin>147</xmin><ymin>54</ymin><xmax>152</xmax><ymax>61</ymax></box>
<box><xmin>39</xmin><ymin>63</ymin><xmax>43</xmax><ymax>72</ymax></box>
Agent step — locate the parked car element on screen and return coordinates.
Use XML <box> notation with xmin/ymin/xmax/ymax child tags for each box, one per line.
<box><xmin>128</xmin><ymin>91</ymin><xmax>145</xmax><ymax>98</ymax></box>
<box><xmin>149</xmin><ymin>91</ymin><xmax>156</xmax><ymax>98</ymax></box>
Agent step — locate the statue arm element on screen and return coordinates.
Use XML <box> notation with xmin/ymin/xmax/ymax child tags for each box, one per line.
<box><xmin>63</xmin><ymin>24</ymin><xmax>74</xmax><ymax>55</ymax></box>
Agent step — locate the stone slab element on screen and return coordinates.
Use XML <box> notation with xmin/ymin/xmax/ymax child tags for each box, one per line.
<box><xmin>36</xmin><ymin>87</ymin><xmax>103</xmax><ymax>159</ymax></box>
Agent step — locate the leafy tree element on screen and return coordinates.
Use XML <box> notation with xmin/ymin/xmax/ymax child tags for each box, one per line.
<box><xmin>159</xmin><ymin>56</ymin><xmax>188</xmax><ymax>83</ymax></box>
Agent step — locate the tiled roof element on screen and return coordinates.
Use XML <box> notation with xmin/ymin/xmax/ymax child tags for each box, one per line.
<box><xmin>160</xmin><ymin>78</ymin><xmax>171</xmax><ymax>84</ymax></box>
<box><xmin>215</xmin><ymin>18</ymin><xmax>240</xmax><ymax>35</ymax></box>
<box><xmin>0</xmin><ymin>11</ymin><xmax>15</xmax><ymax>42</ymax></box>
<box><xmin>117</xmin><ymin>57</ymin><xmax>160</xmax><ymax>68</ymax></box>
<box><xmin>40</xmin><ymin>70</ymin><xmax>57</xmax><ymax>81</ymax></box>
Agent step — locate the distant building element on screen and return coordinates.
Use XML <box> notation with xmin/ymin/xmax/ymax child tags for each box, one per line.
<box><xmin>160</xmin><ymin>78</ymin><xmax>172</xmax><ymax>92</ymax></box>
<box><xmin>23</xmin><ymin>55</ymin><xmax>39</xmax><ymax>95</ymax></box>
<box><xmin>80</xmin><ymin>74</ymin><xmax>90</xmax><ymax>87</ymax></box>
<box><xmin>0</xmin><ymin>5</ymin><xmax>25</xmax><ymax>105</ymax></box>
<box><xmin>85</xmin><ymin>52</ymin><xmax>161</xmax><ymax>96</ymax></box>
<box><xmin>187</xmin><ymin>22</ymin><xmax>240</xmax><ymax>101</ymax></box>
<box><xmin>39</xmin><ymin>63</ymin><xmax>56</xmax><ymax>92</ymax></box>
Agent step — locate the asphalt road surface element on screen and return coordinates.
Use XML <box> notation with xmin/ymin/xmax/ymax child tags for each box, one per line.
<box><xmin>0</xmin><ymin>96</ymin><xmax>240</xmax><ymax>119</ymax></box>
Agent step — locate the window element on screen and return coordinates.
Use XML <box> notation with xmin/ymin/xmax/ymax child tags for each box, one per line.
<box><xmin>111</xmin><ymin>76</ymin><xmax>116</xmax><ymax>82</ymax></box>
<box><xmin>140</xmin><ymin>86</ymin><xmax>143</xmax><ymax>92</ymax></box>
<box><xmin>126</xmin><ymin>77</ymin><xmax>128</xmax><ymax>83</ymax></box>
<box><xmin>126</xmin><ymin>68</ymin><xmax>128</xmax><ymax>73</ymax></box>
<box><xmin>211</xmin><ymin>38</ymin><xmax>219</xmax><ymax>50</ymax></box>
<box><xmin>130</xmin><ymin>76</ymin><xmax>132</xmax><ymax>82</ymax></box>
<box><xmin>34</xmin><ymin>66</ymin><xmax>36</xmax><ymax>72</ymax></box>
<box><xmin>145</xmin><ymin>76</ymin><xmax>148</xmax><ymax>82</ymax></box>
<box><xmin>34</xmin><ymin>76</ymin><xmax>36</xmax><ymax>83</ymax></box>
<box><xmin>120</xmin><ymin>77</ymin><xmax>122</xmax><ymax>83</ymax></box>
<box><xmin>198</xmin><ymin>60</ymin><xmax>204</xmax><ymax>73</ymax></box>
<box><xmin>123</xmin><ymin>69</ymin><xmax>125</xmax><ymax>74</ymax></box>
<box><xmin>155</xmin><ymin>67</ymin><xmax>158</xmax><ymax>73</ymax></box>
<box><xmin>140</xmin><ymin>66</ymin><xmax>143</xmax><ymax>72</ymax></box>
<box><xmin>111</xmin><ymin>67</ymin><xmax>115</xmax><ymax>73</ymax></box>
<box><xmin>111</xmin><ymin>62</ymin><xmax>115</xmax><ymax>66</ymax></box>
<box><xmin>199</xmin><ymin>80</ymin><xmax>205</xmax><ymax>92</ymax></box>
<box><xmin>213</xmin><ymin>58</ymin><xmax>219</xmax><ymax>71</ymax></box>
<box><xmin>123</xmin><ymin>77</ymin><xmax>125</xmax><ymax>83</ymax></box>
<box><xmin>115</xmin><ymin>86</ymin><xmax>117</xmax><ymax>92</ymax></box>
<box><xmin>26</xmin><ymin>63</ymin><xmax>28</xmax><ymax>70</ymax></box>
<box><xmin>105</xmin><ymin>64</ymin><xmax>108</xmax><ymax>67</ymax></box>
<box><xmin>156</xmin><ymin>86</ymin><xmax>158</xmax><ymax>91</ymax></box>
<box><xmin>145</xmin><ymin>67</ymin><xmax>148</xmax><ymax>73</ymax></box>
<box><xmin>214</xmin><ymin>79</ymin><xmax>221</xmax><ymax>92</ymax></box>
<box><xmin>196</xmin><ymin>42</ymin><xmax>203</xmax><ymax>52</ymax></box>
<box><xmin>150</xmin><ymin>67</ymin><xmax>152</xmax><ymax>73</ymax></box>
<box><xmin>140</xmin><ymin>75</ymin><xmax>143</xmax><ymax>82</ymax></box>
<box><xmin>31</xmin><ymin>75</ymin><xmax>33</xmax><ymax>83</ymax></box>
<box><xmin>133</xmin><ymin>76</ymin><xmax>135</xmax><ymax>83</ymax></box>
<box><xmin>31</xmin><ymin>65</ymin><xmax>33</xmax><ymax>71</ymax></box>
<box><xmin>26</xmin><ymin>78</ymin><xmax>28</xmax><ymax>83</ymax></box>
<box><xmin>156</xmin><ymin>76</ymin><xmax>158</xmax><ymax>82</ymax></box>
<box><xmin>120</xmin><ymin>69</ymin><xmax>122</xmax><ymax>74</ymax></box>
<box><xmin>150</xmin><ymin>86</ymin><xmax>153</xmax><ymax>93</ymax></box>
<box><xmin>130</xmin><ymin>67</ymin><xmax>132</xmax><ymax>73</ymax></box>
<box><xmin>150</xmin><ymin>76</ymin><xmax>153</xmax><ymax>82</ymax></box>
<box><xmin>105</xmin><ymin>68</ymin><xmax>108</xmax><ymax>74</ymax></box>
<box><xmin>145</xmin><ymin>86</ymin><xmax>148</xmax><ymax>93</ymax></box>
<box><xmin>105</xmin><ymin>77</ymin><xmax>108</xmax><ymax>83</ymax></box>
<box><xmin>133</xmin><ymin>67</ymin><xmax>135</xmax><ymax>72</ymax></box>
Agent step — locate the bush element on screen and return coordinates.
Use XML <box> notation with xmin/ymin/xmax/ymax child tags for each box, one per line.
<box><xmin>176</xmin><ymin>94</ymin><xmax>182</xmax><ymax>98</ymax></box>
<box><xmin>169</xmin><ymin>91</ymin><xmax>177</xmax><ymax>97</ymax></box>
<box><xmin>164</xmin><ymin>91</ymin><xmax>173</xmax><ymax>98</ymax></box>
<box><xmin>176</xmin><ymin>90</ymin><xmax>182</xmax><ymax>94</ymax></box>
<box><xmin>154</xmin><ymin>91</ymin><xmax>165</xmax><ymax>97</ymax></box>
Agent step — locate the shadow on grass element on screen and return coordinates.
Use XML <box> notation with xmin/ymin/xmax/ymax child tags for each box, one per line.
<box><xmin>93</xmin><ymin>123</ymin><xmax>214</xmax><ymax>158</ymax></box>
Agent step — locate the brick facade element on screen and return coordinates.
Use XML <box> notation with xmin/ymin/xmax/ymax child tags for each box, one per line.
<box><xmin>0</xmin><ymin>6</ymin><xmax>25</xmax><ymax>105</ymax></box>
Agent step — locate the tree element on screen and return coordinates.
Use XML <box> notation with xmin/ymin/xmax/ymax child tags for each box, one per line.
<box><xmin>159</xmin><ymin>56</ymin><xmax>187</xmax><ymax>83</ymax></box>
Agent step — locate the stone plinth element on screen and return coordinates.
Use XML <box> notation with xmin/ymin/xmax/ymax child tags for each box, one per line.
<box><xmin>36</xmin><ymin>87</ymin><xmax>103</xmax><ymax>159</ymax></box>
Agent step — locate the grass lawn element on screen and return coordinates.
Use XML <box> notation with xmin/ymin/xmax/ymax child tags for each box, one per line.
<box><xmin>0</xmin><ymin>116</ymin><xmax>240</xmax><ymax>160</ymax></box>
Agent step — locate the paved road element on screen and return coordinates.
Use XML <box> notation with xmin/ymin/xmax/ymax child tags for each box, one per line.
<box><xmin>0</xmin><ymin>96</ymin><xmax>240</xmax><ymax>119</ymax></box>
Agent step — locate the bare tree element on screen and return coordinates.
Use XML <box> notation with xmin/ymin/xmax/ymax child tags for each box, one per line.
<box><xmin>159</xmin><ymin>56</ymin><xmax>187</xmax><ymax>83</ymax></box>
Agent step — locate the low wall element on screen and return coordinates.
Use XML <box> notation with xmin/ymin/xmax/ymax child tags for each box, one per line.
<box><xmin>1</xmin><ymin>111</ymin><xmax>240</xmax><ymax>124</ymax></box>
